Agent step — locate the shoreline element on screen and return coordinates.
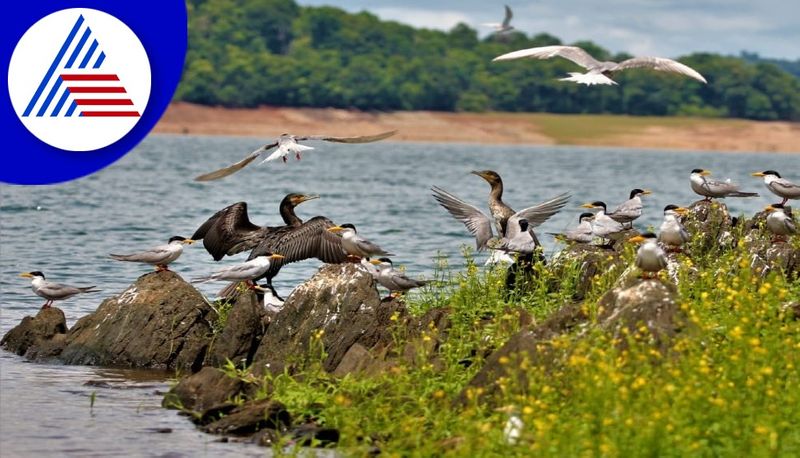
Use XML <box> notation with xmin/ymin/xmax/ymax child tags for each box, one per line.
<box><xmin>154</xmin><ymin>102</ymin><xmax>800</xmax><ymax>154</ymax></box>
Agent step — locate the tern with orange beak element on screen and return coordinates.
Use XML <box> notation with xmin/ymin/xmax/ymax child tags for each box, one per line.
<box><xmin>658</xmin><ymin>205</ymin><xmax>690</xmax><ymax>251</ymax></box>
<box><xmin>629</xmin><ymin>233</ymin><xmax>667</xmax><ymax>279</ymax></box>
<box><xmin>764</xmin><ymin>204</ymin><xmax>797</xmax><ymax>242</ymax></box>
<box><xmin>690</xmin><ymin>169</ymin><xmax>758</xmax><ymax>200</ymax></box>
<box><xmin>327</xmin><ymin>224</ymin><xmax>393</xmax><ymax>260</ymax></box>
<box><xmin>752</xmin><ymin>171</ymin><xmax>800</xmax><ymax>205</ymax></box>
<box><xmin>110</xmin><ymin>236</ymin><xmax>195</xmax><ymax>271</ymax></box>
<box><xmin>20</xmin><ymin>271</ymin><xmax>99</xmax><ymax>309</ymax></box>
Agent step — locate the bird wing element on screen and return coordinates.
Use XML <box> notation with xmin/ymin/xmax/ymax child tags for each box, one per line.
<box><xmin>296</xmin><ymin>130</ymin><xmax>397</xmax><ymax>144</ymax></box>
<box><xmin>192</xmin><ymin>202</ymin><xmax>264</xmax><ymax>261</ymax></box>
<box><xmin>610</xmin><ymin>198</ymin><xmax>642</xmax><ymax>220</ymax></box>
<box><xmin>505</xmin><ymin>192</ymin><xmax>571</xmax><ymax>238</ymax></box>
<box><xmin>502</xmin><ymin>5</ymin><xmax>513</xmax><ymax>27</ymax></box>
<box><xmin>613</xmin><ymin>57</ymin><xmax>707</xmax><ymax>83</ymax></box>
<box><xmin>785</xmin><ymin>217</ymin><xmax>798</xmax><ymax>235</ymax></box>
<box><xmin>39</xmin><ymin>282</ymin><xmax>83</xmax><ymax>299</ymax></box>
<box><xmin>355</xmin><ymin>235</ymin><xmax>393</xmax><ymax>257</ymax></box>
<box><xmin>431</xmin><ymin>186</ymin><xmax>494</xmax><ymax>250</ymax></box>
<box><xmin>772</xmin><ymin>178</ymin><xmax>800</xmax><ymax>198</ymax></box>
<box><xmin>493</xmin><ymin>46</ymin><xmax>601</xmax><ymax>69</ymax></box>
<box><xmin>194</xmin><ymin>142</ymin><xmax>279</xmax><ymax>181</ymax></box>
<box><xmin>249</xmin><ymin>216</ymin><xmax>348</xmax><ymax>277</ymax></box>
<box><xmin>390</xmin><ymin>272</ymin><xmax>427</xmax><ymax>290</ymax></box>
<box><xmin>110</xmin><ymin>245</ymin><xmax>172</xmax><ymax>263</ymax></box>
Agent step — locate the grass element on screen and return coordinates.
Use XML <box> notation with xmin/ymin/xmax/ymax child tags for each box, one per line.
<box><xmin>214</xmin><ymin>222</ymin><xmax>799</xmax><ymax>456</ymax></box>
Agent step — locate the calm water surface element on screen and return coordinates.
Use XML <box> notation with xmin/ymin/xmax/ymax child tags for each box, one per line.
<box><xmin>1</xmin><ymin>134</ymin><xmax>795</xmax><ymax>456</ymax></box>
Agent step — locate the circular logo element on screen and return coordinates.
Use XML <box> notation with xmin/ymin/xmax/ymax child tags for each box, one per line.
<box><xmin>7</xmin><ymin>8</ymin><xmax>151</xmax><ymax>152</ymax></box>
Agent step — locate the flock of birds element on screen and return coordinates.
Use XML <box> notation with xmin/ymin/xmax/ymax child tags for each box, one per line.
<box><xmin>16</xmin><ymin>6</ymin><xmax>797</xmax><ymax>310</ymax></box>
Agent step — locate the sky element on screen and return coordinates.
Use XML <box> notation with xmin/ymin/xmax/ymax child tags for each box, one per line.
<box><xmin>297</xmin><ymin>0</ymin><xmax>799</xmax><ymax>60</ymax></box>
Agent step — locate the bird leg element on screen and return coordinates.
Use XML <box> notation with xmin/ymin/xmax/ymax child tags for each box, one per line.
<box><xmin>347</xmin><ymin>255</ymin><xmax>362</xmax><ymax>263</ymax></box>
<box><xmin>282</xmin><ymin>156</ymin><xmax>288</xmax><ymax>163</ymax></box>
<box><xmin>781</xmin><ymin>198</ymin><xmax>788</xmax><ymax>205</ymax></box>
<box><xmin>266</xmin><ymin>280</ymin><xmax>285</xmax><ymax>302</ymax></box>
<box><xmin>41</xmin><ymin>300</ymin><xmax>52</xmax><ymax>309</ymax></box>
<box><xmin>667</xmin><ymin>246</ymin><xmax>684</xmax><ymax>254</ymax></box>
<box><xmin>155</xmin><ymin>264</ymin><xmax>169</xmax><ymax>272</ymax></box>
<box><xmin>295</xmin><ymin>152</ymin><xmax>302</xmax><ymax>161</ymax></box>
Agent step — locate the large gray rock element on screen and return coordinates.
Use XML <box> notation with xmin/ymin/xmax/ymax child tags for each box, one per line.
<box><xmin>1</xmin><ymin>307</ymin><xmax>67</xmax><ymax>357</ymax></box>
<box><xmin>682</xmin><ymin>200</ymin><xmax>735</xmax><ymax>255</ymax></box>
<box><xmin>163</xmin><ymin>366</ymin><xmax>245</xmax><ymax>414</ymax></box>
<box><xmin>207</xmin><ymin>292</ymin><xmax>269</xmax><ymax>368</ymax></box>
<box><xmin>549</xmin><ymin>243</ymin><xmax>626</xmax><ymax>300</ymax></box>
<box><xmin>59</xmin><ymin>271</ymin><xmax>216</xmax><ymax>371</ymax></box>
<box><xmin>251</xmin><ymin>263</ymin><xmax>405</xmax><ymax>375</ymax></box>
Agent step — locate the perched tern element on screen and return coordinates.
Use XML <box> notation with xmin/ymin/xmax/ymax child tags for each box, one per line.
<box><xmin>194</xmin><ymin>131</ymin><xmax>397</xmax><ymax>181</ymax></box>
<box><xmin>629</xmin><ymin>233</ymin><xmax>667</xmax><ymax>279</ymax></box>
<box><xmin>327</xmin><ymin>224</ymin><xmax>393</xmax><ymax>260</ymax></box>
<box><xmin>764</xmin><ymin>204</ymin><xmax>797</xmax><ymax>242</ymax></box>
<box><xmin>191</xmin><ymin>253</ymin><xmax>285</xmax><ymax>288</ymax></box>
<box><xmin>491</xmin><ymin>218</ymin><xmax>539</xmax><ymax>254</ymax></box>
<box><xmin>690</xmin><ymin>169</ymin><xmax>758</xmax><ymax>200</ymax></box>
<box><xmin>493</xmin><ymin>45</ymin><xmax>707</xmax><ymax>86</ymax></box>
<box><xmin>549</xmin><ymin>212</ymin><xmax>595</xmax><ymax>244</ymax></box>
<box><xmin>110</xmin><ymin>236</ymin><xmax>195</xmax><ymax>271</ymax></box>
<box><xmin>658</xmin><ymin>205</ymin><xmax>690</xmax><ymax>251</ymax></box>
<box><xmin>369</xmin><ymin>258</ymin><xmax>428</xmax><ymax>296</ymax></box>
<box><xmin>482</xmin><ymin>5</ymin><xmax>514</xmax><ymax>34</ymax></box>
<box><xmin>20</xmin><ymin>271</ymin><xmax>99</xmax><ymax>309</ymax></box>
<box><xmin>580</xmin><ymin>201</ymin><xmax>625</xmax><ymax>242</ymax></box>
<box><xmin>608</xmin><ymin>189</ymin><xmax>651</xmax><ymax>227</ymax></box>
<box><xmin>752</xmin><ymin>171</ymin><xmax>800</xmax><ymax>205</ymax></box>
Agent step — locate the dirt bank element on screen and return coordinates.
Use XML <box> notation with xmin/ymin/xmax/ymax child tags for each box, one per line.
<box><xmin>153</xmin><ymin>102</ymin><xmax>800</xmax><ymax>153</ymax></box>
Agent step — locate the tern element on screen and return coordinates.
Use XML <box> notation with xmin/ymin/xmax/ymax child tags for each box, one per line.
<box><xmin>327</xmin><ymin>224</ymin><xmax>393</xmax><ymax>260</ymax></box>
<box><xmin>690</xmin><ymin>169</ymin><xmax>758</xmax><ymax>200</ymax></box>
<box><xmin>194</xmin><ymin>131</ymin><xmax>397</xmax><ymax>181</ymax></box>
<box><xmin>369</xmin><ymin>258</ymin><xmax>428</xmax><ymax>297</ymax></box>
<box><xmin>752</xmin><ymin>171</ymin><xmax>800</xmax><ymax>205</ymax></box>
<box><xmin>491</xmin><ymin>218</ymin><xmax>539</xmax><ymax>254</ymax></box>
<box><xmin>549</xmin><ymin>212</ymin><xmax>595</xmax><ymax>244</ymax></box>
<box><xmin>580</xmin><ymin>201</ymin><xmax>625</xmax><ymax>243</ymax></box>
<box><xmin>493</xmin><ymin>45</ymin><xmax>707</xmax><ymax>86</ymax></box>
<box><xmin>191</xmin><ymin>253</ymin><xmax>285</xmax><ymax>289</ymax></box>
<box><xmin>110</xmin><ymin>236</ymin><xmax>195</xmax><ymax>271</ymax></box>
<box><xmin>482</xmin><ymin>5</ymin><xmax>514</xmax><ymax>34</ymax></box>
<box><xmin>658</xmin><ymin>205</ymin><xmax>690</xmax><ymax>251</ymax></box>
<box><xmin>608</xmin><ymin>189</ymin><xmax>651</xmax><ymax>227</ymax></box>
<box><xmin>764</xmin><ymin>204</ymin><xmax>797</xmax><ymax>242</ymax></box>
<box><xmin>20</xmin><ymin>271</ymin><xmax>99</xmax><ymax>309</ymax></box>
<box><xmin>629</xmin><ymin>233</ymin><xmax>667</xmax><ymax>279</ymax></box>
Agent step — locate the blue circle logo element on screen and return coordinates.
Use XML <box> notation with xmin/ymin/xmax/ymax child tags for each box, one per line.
<box><xmin>1</xmin><ymin>1</ymin><xmax>186</xmax><ymax>184</ymax></box>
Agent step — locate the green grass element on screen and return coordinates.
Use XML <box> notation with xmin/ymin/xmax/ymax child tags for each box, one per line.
<box><xmin>216</xmin><ymin>231</ymin><xmax>799</xmax><ymax>456</ymax></box>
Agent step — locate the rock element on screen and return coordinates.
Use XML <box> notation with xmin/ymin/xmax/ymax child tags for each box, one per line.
<box><xmin>461</xmin><ymin>302</ymin><xmax>589</xmax><ymax>401</ymax></box>
<box><xmin>24</xmin><ymin>333</ymin><xmax>67</xmax><ymax>361</ymax></box>
<box><xmin>288</xmin><ymin>423</ymin><xmax>340</xmax><ymax>447</ymax></box>
<box><xmin>163</xmin><ymin>366</ymin><xmax>245</xmax><ymax>413</ymax></box>
<box><xmin>682</xmin><ymin>200</ymin><xmax>735</xmax><ymax>255</ymax></box>
<box><xmin>59</xmin><ymin>271</ymin><xmax>216</xmax><ymax>371</ymax></box>
<box><xmin>251</xmin><ymin>263</ymin><xmax>405</xmax><ymax>375</ymax></box>
<box><xmin>1</xmin><ymin>307</ymin><xmax>67</xmax><ymax>356</ymax></box>
<box><xmin>208</xmin><ymin>291</ymin><xmax>269</xmax><ymax>368</ymax></box>
<box><xmin>202</xmin><ymin>399</ymin><xmax>291</xmax><ymax>436</ymax></box>
<box><xmin>597</xmin><ymin>278</ymin><xmax>685</xmax><ymax>348</ymax></box>
<box><xmin>549</xmin><ymin>243</ymin><xmax>626</xmax><ymax>300</ymax></box>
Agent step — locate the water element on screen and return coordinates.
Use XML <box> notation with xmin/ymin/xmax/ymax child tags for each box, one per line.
<box><xmin>1</xmin><ymin>134</ymin><xmax>795</xmax><ymax>455</ymax></box>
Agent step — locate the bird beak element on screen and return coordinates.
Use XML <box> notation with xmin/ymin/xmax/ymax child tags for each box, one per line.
<box><xmin>369</xmin><ymin>259</ymin><xmax>382</xmax><ymax>265</ymax></box>
<box><xmin>327</xmin><ymin>226</ymin><xmax>344</xmax><ymax>233</ymax></box>
<box><xmin>642</xmin><ymin>190</ymin><xmax>652</xmax><ymax>195</ymax></box>
<box><xmin>580</xmin><ymin>203</ymin><xmax>597</xmax><ymax>209</ymax></box>
<box><xmin>700</xmin><ymin>170</ymin><xmax>711</xmax><ymax>176</ymax></box>
<box><xmin>300</xmin><ymin>194</ymin><xmax>320</xmax><ymax>203</ymax></box>
<box><xmin>675</xmin><ymin>207</ymin><xmax>689</xmax><ymax>215</ymax></box>
<box><xmin>751</xmin><ymin>172</ymin><xmax>765</xmax><ymax>177</ymax></box>
<box><xmin>628</xmin><ymin>235</ymin><xmax>645</xmax><ymax>243</ymax></box>
<box><xmin>764</xmin><ymin>205</ymin><xmax>775</xmax><ymax>212</ymax></box>
<box><xmin>19</xmin><ymin>272</ymin><xmax>33</xmax><ymax>278</ymax></box>
<box><xmin>270</xmin><ymin>254</ymin><xmax>286</xmax><ymax>260</ymax></box>
<box><xmin>182</xmin><ymin>239</ymin><xmax>196</xmax><ymax>245</ymax></box>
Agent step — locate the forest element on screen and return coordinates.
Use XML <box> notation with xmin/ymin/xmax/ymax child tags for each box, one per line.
<box><xmin>177</xmin><ymin>0</ymin><xmax>800</xmax><ymax>121</ymax></box>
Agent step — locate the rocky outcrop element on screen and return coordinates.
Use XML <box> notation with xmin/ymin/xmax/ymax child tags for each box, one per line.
<box><xmin>251</xmin><ymin>263</ymin><xmax>405</xmax><ymax>375</ymax></box>
<box><xmin>682</xmin><ymin>200</ymin><xmax>735</xmax><ymax>255</ymax></box>
<box><xmin>207</xmin><ymin>292</ymin><xmax>269</xmax><ymax>367</ymax></box>
<box><xmin>59</xmin><ymin>271</ymin><xmax>216</xmax><ymax>371</ymax></box>
<box><xmin>163</xmin><ymin>366</ymin><xmax>246</xmax><ymax>413</ymax></box>
<box><xmin>202</xmin><ymin>399</ymin><xmax>291</xmax><ymax>436</ymax></box>
<box><xmin>463</xmin><ymin>278</ymin><xmax>683</xmax><ymax>401</ymax></box>
<box><xmin>0</xmin><ymin>307</ymin><xmax>67</xmax><ymax>357</ymax></box>
<box><xmin>549</xmin><ymin>243</ymin><xmax>626</xmax><ymax>300</ymax></box>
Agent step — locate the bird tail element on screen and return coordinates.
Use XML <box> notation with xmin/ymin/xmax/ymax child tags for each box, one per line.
<box><xmin>109</xmin><ymin>254</ymin><xmax>134</xmax><ymax>261</ymax></box>
<box><xmin>190</xmin><ymin>275</ymin><xmax>213</xmax><ymax>284</ymax></box>
<box><xmin>559</xmin><ymin>72</ymin><xmax>617</xmax><ymax>86</ymax></box>
<box><xmin>729</xmin><ymin>191</ymin><xmax>759</xmax><ymax>198</ymax></box>
<box><xmin>79</xmin><ymin>286</ymin><xmax>100</xmax><ymax>293</ymax></box>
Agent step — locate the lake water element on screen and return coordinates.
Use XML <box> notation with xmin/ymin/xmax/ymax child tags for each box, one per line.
<box><xmin>1</xmin><ymin>134</ymin><xmax>795</xmax><ymax>455</ymax></box>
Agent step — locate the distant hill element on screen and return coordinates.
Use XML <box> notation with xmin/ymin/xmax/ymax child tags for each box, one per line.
<box><xmin>178</xmin><ymin>0</ymin><xmax>800</xmax><ymax>121</ymax></box>
<box><xmin>740</xmin><ymin>52</ymin><xmax>800</xmax><ymax>79</ymax></box>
